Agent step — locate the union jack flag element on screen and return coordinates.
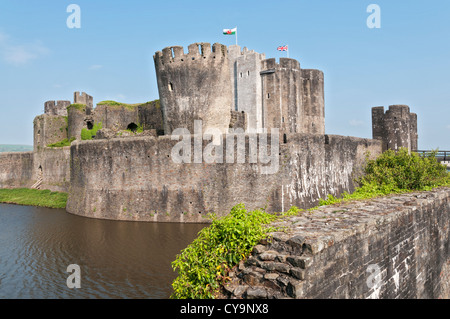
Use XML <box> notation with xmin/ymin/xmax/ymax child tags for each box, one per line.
<box><xmin>277</xmin><ymin>45</ymin><xmax>288</xmax><ymax>51</ymax></box>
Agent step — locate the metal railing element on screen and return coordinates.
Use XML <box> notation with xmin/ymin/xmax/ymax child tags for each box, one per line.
<box><xmin>413</xmin><ymin>150</ymin><xmax>450</xmax><ymax>162</ymax></box>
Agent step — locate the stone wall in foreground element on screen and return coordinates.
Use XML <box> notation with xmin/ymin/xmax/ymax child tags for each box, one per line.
<box><xmin>66</xmin><ymin>133</ymin><xmax>381</xmax><ymax>222</ymax></box>
<box><xmin>221</xmin><ymin>187</ymin><xmax>450</xmax><ymax>299</ymax></box>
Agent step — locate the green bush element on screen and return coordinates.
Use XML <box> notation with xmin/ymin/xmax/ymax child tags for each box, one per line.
<box><xmin>319</xmin><ymin>148</ymin><xmax>450</xmax><ymax>206</ymax></box>
<box><xmin>171</xmin><ymin>204</ymin><xmax>280</xmax><ymax>299</ymax></box>
<box><xmin>81</xmin><ymin>122</ymin><xmax>102</xmax><ymax>140</ymax></box>
<box><xmin>359</xmin><ymin>148</ymin><xmax>449</xmax><ymax>191</ymax></box>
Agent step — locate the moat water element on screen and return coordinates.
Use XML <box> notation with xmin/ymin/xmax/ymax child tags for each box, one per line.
<box><xmin>0</xmin><ymin>204</ymin><xmax>206</xmax><ymax>299</ymax></box>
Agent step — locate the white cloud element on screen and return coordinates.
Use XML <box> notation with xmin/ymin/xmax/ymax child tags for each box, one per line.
<box><xmin>0</xmin><ymin>31</ymin><xmax>49</xmax><ymax>66</ymax></box>
<box><xmin>89</xmin><ymin>64</ymin><xmax>103</xmax><ymax>70</ymax></box>
<box><xmin>349</xmin><ymin>119</ymin><xmax>365</xmax><ymax>127</ymax></box>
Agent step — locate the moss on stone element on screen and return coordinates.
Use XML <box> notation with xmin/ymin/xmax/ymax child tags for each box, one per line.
<box><xmin>97</xmin><ymin>99</ymin><xmax>160</xmax><ymax>110</ymax></box>
<box><xmin>67</xmin><ymin>104</ymin><xmax>86</xmax><ymax>112</ymax></box>
<box><xmin>47</xmin><ymin>137</ymin><xmax>76</xmax><ymax>148</ymax></box>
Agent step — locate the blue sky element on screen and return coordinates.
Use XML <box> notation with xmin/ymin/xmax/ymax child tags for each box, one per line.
<box><xmin>1</xmin><ymin>0</ymin><xmax>449</xmax><ymax>149</ymax></box>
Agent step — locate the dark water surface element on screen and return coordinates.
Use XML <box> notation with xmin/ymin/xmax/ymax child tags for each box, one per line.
<box><xmin>0</xmin><ymin>204</ymin><xmax>206</xmax><ymax>299</ymax></box>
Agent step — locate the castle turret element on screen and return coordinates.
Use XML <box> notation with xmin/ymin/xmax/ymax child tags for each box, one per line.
<box><xmin>153</xmin><ymin>42</ymin><xmax>232</xmax><ymax>135</ymax></box>
<box><xmin>371</xmin><ymin>105</ymin><xmax>418</xmax><ymax>152</ymax></box>
<box><xmin>261</xmin><ymin>58</ymin><xmax>303</xmax><ymax>134</ymax></box>
<box><xmin>301</xmin><ymin>69</ymin><xmax>325</xmax><ymax>135</ymax></box>
<box><xmin>228</xmin><ymin>45</ymin><xmax>266</xmax><ymax>132</ymax></box>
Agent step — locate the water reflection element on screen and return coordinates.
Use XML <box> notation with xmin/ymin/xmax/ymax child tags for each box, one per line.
<box><xmin>0</xmin><ymin>204</ymin><xmax>206</xmax><ymax>299</ymax></box>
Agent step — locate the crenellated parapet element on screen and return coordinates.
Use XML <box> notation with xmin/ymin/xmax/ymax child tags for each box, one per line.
<box><xmin>153</xmin><ymin>42</ymin><xmax>232</xmax><ymax>135</ymax></box>
<box><xmin>44</xmin><ymin>100</ymin><xmax>71</xmax><ymax>116</ymax></box>
<box><xmin>74</xmin><ymin>91</ymin><xmax>93</xmax><ymax>108</ymax></box>
<box><xmin>261</xmin><ymin>57</ymin><xmax>301</xmax><ymax>72</ymax></box>
<box><xmin>154</xmin><ymin>42</ymin><xmax>228</xmax><ymax>69</ymax></box>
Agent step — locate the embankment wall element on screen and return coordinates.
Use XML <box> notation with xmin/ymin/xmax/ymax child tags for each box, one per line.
<box><xmin>221</xmin><ymin>187</ymin><xmax>450</xmax><ymax>299</ymax></box>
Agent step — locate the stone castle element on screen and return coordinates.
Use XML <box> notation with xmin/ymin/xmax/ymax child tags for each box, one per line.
<box><xmin>0</xmin><ymin>42</ymin><xmax>418</xmax><ymax>223</ymax></box>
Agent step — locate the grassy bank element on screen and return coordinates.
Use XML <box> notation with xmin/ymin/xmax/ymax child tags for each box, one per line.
<box><xmin>0</xmin><ymin>188</ymin><xmax>68</xmax><ymax>209</ymax></box>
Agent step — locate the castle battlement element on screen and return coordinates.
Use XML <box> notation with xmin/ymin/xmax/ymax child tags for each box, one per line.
<box><xmin>44</xmin><ymin>100</ymin><xmax>71</xmax><ymax>116</ymax></box>
<box><xmin>74</xmin><ymin>91</ymin><xmax>93</xmax><ymax>108</ymax></box>
<box><xmin>261</xmin><ymin>58</ymin><xmax>301</xmax><ymax>71</ymax></box>
<box><xmin>228</xmin><ymin>45</ymin><xmax>266</xmax><ymax>61</ymax></box>
<box><xmin>372</xmin><ymin>105</ymin><xmax>418</xmax><ymax>151</ymax></box>
<box><xmin>154</xmin><ymin>42</ymin><xmax>228</xmax><ymax>67</ymax></box>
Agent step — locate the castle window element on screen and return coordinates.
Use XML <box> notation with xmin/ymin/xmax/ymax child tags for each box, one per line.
<box><xmin>240</xmin><ymin>72</ymin><xmax>243</xmax><ymax>78</ymax></box>
<box><xmin>282</xmin><ymin>117</ymin><xmax>285</xmax><ymax>123</ymax></box>
<box><xmin>169</xmin><ymin>82</ymin><xmax>174</xmax><ymax>91</ymax></box>
<box><xmin>283</xmin><ymin>134</ymin><xmax>287</xmax><ymax>144</ymax></box>
<box><xmin>267</xmin><ymin>93</ymin><xmax>270</xmax><ymax>99</ymax></box>
<box><xmin>127</xmin><ymin>123</ymin><xmax>138</xmax><ymax>132</ymax></box>
<box><xmin>248</xmin><ymin>70</ymin><xmax>250</xmax><ymax>76</ymax></box>
<box><xmin>86</xmin><ymin>121</ymin><xmax>93</xmax><ymax>130</ymax></box>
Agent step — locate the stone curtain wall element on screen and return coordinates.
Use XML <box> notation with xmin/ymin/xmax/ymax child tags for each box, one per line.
<box><xmin>221</xmin><ymin>187</ymin><xmax>450</xmax><ymax>299</ymax></box>
<box><xmin>34</xmin><ymin>147</ymin><xmax>71</xmax><ymax>192</ymax></box>
<box><xmin>66</xmin><ymin>133</ymin><xmax>381</xmax><ymax>222</ymax></box>
<box><xmin>0</xmin><ymin>152</ymin><xmax>34</xmax><ymax>188</ymax></box>
<box><xmin>0</xmin><ymin>148</ymin><xmax>71</xmax><ymax>192</ymax></box>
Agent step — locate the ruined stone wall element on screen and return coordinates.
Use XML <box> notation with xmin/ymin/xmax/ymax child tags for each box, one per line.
<box><xmin>33</xmin><ymin>114</ymin><xmax>68</xmax><ymax>151</ymax></box>
<box><xmin>221</xmin><ymin>187</ymin><xmax>450</xmax><ymax>299</ymax></box>
<box><xmin>74</xmin><ymin>92</ymin><xmax>93</xmax><ymax>108</ymax></box>
<box><xmin>33</xmin><ymin>147</ymin><xmax>71</xmax><ymax>192</ymax></box>
<box><xmin>0</xmin><ymin>152</ymin><xmax>34</xmax><ymax>188</ymax></box>
<box><xmin>93</xmin><ymin>104</ymin><xmax>139</xmax><ymax>132</ymax></box>
<box><xmin>66</xmin><ymin>133</ymin><xmax>382</xmax><ymax>223</ymax></box>
<box><xmin>137</xmin><ymin>100</ymin><xmax>164</xmax><ymax>135</ymax></box>
<box><xmin>154</xmin><ymin>42</ymin><xmax>232</xmax><ymax>135</ymax></box>
<box><xmin>67</xmin><ymin>105</ymin><xmax>88</xmax><ymax>140</ymax></box>
<box><xmin>44</xmin><ymin>100</ymin><xmax>70</xmax><ymax>117</ymax></box>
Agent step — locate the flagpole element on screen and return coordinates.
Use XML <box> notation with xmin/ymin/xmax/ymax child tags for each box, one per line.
<box><xmin>235</xmin><ymin>26</ymin><xmax>238</xmax><ymax>45</ymax></box>
<box><xmin>287</xmin><ymin>45</ymin><xmax>289</xmax><ymax>58</ymax></box>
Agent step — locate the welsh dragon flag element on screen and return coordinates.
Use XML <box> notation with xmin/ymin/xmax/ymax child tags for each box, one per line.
<box><xmin>223</xmin><ymin>28</ymin><xmax>237</xmax><ymax>35</ymax></box>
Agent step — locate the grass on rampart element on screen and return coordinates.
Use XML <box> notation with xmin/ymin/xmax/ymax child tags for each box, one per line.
<box><xmin>170</xmin><ymin>148</ymin><xmax>450</xmax><ymax>299</ymax></box>
<box><xmin>97</xmin><ymin>99</ymin><xmax>160</xmax><ymax>110</ymax></box>
<box><xmin>67</xmin><ymin>103</ymin><xmax>86</xmax><ymax>112</ymax></box>
<box><xmin>0</xmin><ymin>188</ymin><xmax>68</xmax><ymax>209</ymax></box>
<box><xmin>47</xmin><ymin>137</ymin><xmax>76</xmax><ymax>148</ymax></box>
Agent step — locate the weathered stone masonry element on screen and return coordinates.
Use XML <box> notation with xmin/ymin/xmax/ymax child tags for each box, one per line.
<box><xmin>66</xmin><ymin>134</ymin><xmax>381</xmax><ymax>222</ymax></box>
<box><xmin>221</xmin><ymin>187</ymin><xmax>450</xmax><ymax>299</ymax></box>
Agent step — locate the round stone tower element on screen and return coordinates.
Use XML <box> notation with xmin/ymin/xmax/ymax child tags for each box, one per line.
<box><xmin>153</xmin><ymin>42</ymin><xmax>232</xmax><ymax>135</ymax></box>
